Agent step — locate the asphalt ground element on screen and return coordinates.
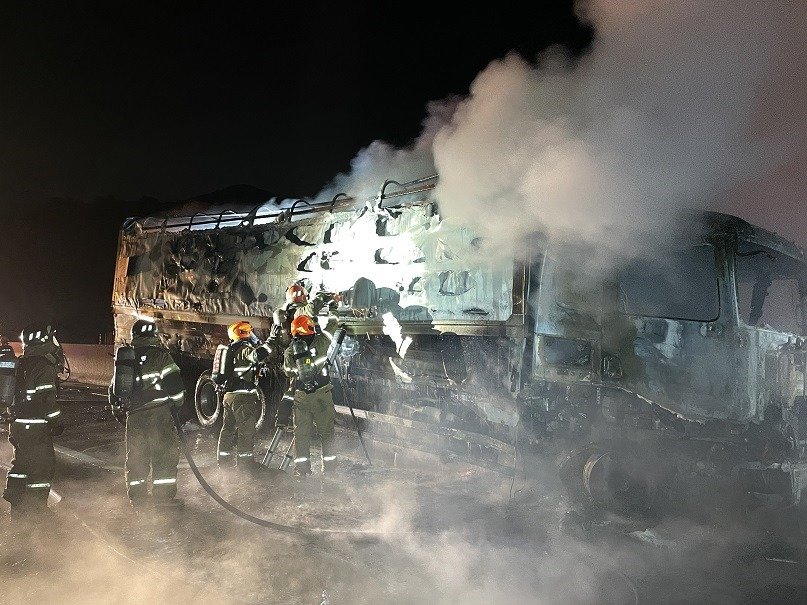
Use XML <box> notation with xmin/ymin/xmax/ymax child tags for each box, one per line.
<box><xmin>1</xmin><ymin>383</ymin><xmax>806</xmax><ymax>604</ymax></box>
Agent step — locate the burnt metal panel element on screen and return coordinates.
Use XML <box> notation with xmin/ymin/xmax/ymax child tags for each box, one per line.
<box><xmin>113</xmin><ymin>201</ymin><xmax>515</xmax><ymax>332</ymax></box>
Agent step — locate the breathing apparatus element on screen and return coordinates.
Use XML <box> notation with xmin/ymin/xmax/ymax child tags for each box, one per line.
<box><xmin>0</xmin><ymin>342</ymin><xmax>17</xmax><ymax>412</ymax></box>
<box><xmin>19</xmin><ymin>323</ymin><xmax>69</xmax><ymax>379</ymax></box>
<box><xmin>289</xmin><ymin>338</ymin><xmax>326</xmax><ymax>392</ymax></box>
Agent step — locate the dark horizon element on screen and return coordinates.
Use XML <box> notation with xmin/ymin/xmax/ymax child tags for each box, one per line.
<box><xmin>0</xmin><ymin>3</ymin><xmax>593</xmax><ymax>205</ymax></box>
<box><xmin>0</xmin><ymin>2</ymin><xmax>591</xmax><ymax>342</ymax></box>
<box><xmin>1</xmin><ymin>2</ymin><xmax>803</xmax><ymax>343</ymax></box>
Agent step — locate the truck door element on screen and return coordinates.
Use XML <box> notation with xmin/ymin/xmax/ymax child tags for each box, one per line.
<box><xmin>733</xmin><ymin>241</ymin><xmax>807</xmax><ymax>423</ymax></box>
<box><xmin>614</xmin><ymin>242</ymin><xmax>740</xmax><ymax>420</ymax></box>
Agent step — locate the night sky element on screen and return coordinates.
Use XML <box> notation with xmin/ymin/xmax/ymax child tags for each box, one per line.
<box><xmin>0</xmin><ymin>2</ymin><xmax>591</xmax><ymax>342</ymax></box>
<box><xmin>2</xmin><ymin>3</ymin><xmax>802</xmax><ymax>343</ymax></box>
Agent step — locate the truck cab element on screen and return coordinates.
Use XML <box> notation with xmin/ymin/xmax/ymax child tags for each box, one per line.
<box><xmin>526</xmin><ymin>213</ymin><xmax>807</xmax><ymax>512</ymax></box>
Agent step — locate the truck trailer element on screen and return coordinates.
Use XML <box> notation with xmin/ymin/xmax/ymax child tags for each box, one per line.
<box><xmin>112</xmin><ymin>174</ymin><xmax>807</xmax><ymax>516</ymax></box>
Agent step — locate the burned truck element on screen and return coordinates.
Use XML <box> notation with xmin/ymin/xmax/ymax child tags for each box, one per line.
<box><xmin>112</xmin><ymin>174</ymin><xmax>807</xmax><ymax>513</ymax></box>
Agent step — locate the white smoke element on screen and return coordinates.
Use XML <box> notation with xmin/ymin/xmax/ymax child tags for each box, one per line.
<box><xmin>315</xmin><ymin>98</ymin><xmax>460</xmax><ymax>205</ymax></box>
<box><xmin>321</xmin><ymin>1</ymin><xmax>804</xmax><ymax>256</ymax></box>
<box><xmin>432</xmin><ymin>0</ymin><xmax>805</xmax><ymax>252</ymax></box>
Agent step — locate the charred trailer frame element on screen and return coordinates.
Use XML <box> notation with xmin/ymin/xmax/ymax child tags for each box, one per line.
<box><xmin>111</xmin><ymin>179</ymin><xmax>807</xmax><ymax>511</ymax></box>
<box><xmin>111</xmin><ymin>177</ymin><xmax>524</xmax><ymax>473</ymax></box>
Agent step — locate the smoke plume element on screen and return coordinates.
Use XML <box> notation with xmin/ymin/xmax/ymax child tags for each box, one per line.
<box><xmin>434</xmin><ymin>0</ymin><xmax>804</xmax><ymax>252</ymax></box>
<box><xmin>325</xmin><ymin>0</ymin><xmax>805</xmax><ymax>255</ymax></box>
<box><xmin>314</xmin><ymin>99</ymin><xmax>459</xmax><ymax>206</ymax></box>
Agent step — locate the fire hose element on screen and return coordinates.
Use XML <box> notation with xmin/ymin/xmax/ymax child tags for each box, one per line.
<box><xmin>169</xmin><ymin>408</ymin><xmax>382</xmax><ymax>538</ymax></box>
<box><xmin>66</xmin><ymin>394</ymin><xmax>362</xmax><ymax>538</ymax></box>
<box><xmin>169</xmin><ymin>408</ymin><xmax>306</xmax><ymax>535</ymax></box>
<box><xmin>108</xmin><ymin>332</ymin><xmax>375</xmax><ymax>535</ymax></box>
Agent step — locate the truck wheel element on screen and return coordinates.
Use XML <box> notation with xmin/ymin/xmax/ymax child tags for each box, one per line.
<box><xmin>195</xmin><ymin>370</ymin><xmax>222</xmax><ymax>430</ymax></box>
<box><xmin>558</xmin><ymin>440</ymin><xmax>666</xmax><ymax>524</ymax></box>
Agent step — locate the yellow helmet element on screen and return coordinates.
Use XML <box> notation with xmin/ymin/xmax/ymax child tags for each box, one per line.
<box><xmin>227</xmin><ymin>321</ymin><xmax>253</xmax><ymax>342</ymax></box>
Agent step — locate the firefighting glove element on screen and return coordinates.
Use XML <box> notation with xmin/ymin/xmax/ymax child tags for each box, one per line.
<box><xmin>255</xmin><ymin>342</ymin><xmax>272</xmax><ymax>363</ymax></box>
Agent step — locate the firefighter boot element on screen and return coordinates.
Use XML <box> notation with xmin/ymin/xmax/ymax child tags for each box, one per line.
<box><xmin>129</xmin><ymin>496</ymin><xmax>152</xmax><ymax>510</ymax></box>
<box><xmin>321</xmin><ymin>450</ymin><xmax>338</xmax><ymax>475</ymax></box>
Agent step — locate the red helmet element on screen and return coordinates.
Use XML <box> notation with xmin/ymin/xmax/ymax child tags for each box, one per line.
<box><xmin>286</xmin><ymin>284</ymin><xmax>308</xmax><ymax>305</ymax></box>
<box><xmin>290</xmin><ymin>315</ymin><xmax>316</xmax><ymax>337</ymax></box>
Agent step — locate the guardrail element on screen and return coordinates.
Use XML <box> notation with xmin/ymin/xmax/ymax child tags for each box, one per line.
<box><xmin>8</xmin><ymin>343</ymin><xmax>113</xmax><ymax>387</ymax></box>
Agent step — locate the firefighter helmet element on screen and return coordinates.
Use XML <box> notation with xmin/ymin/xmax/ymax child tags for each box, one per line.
<box><xmin>290</xmin><ymin>315</ymin><xmax>316</xmax><ymax>337</ymax></box>
<box><xmin>131</xmin><ymin>319</ymin><xmax>158</xmax><ymax>339</ymax></box>
<box><xmin>286</xmin><ymin>283</ymin><xmax>308</xmax><ymax>305</ymax></box>
<box><xmin>20</xmin><ymin>324</ymin><xmax>54</xmax><ymax>348</ymax></box>
<box><xmin>228</xmin><ymin>320</ymin><xmax>253</xmax><ymax>342</ymax></box>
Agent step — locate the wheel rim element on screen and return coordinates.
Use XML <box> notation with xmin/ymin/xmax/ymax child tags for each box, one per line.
<box><xmin>195</xmin><ymin>376</ymin><xmax>220</xmax><ymax>425</ymax></box>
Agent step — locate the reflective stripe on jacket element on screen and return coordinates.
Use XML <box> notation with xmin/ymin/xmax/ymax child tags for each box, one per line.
<box><xmin>130</xmin><ymin>336</ymin><xmax>184</xmax><ymax>411</ymax></box>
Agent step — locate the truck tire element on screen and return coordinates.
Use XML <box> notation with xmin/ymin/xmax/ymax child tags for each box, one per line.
<box><xmin>558</xmin><ymin>439</ymin><xmax>668</xmax><ymax>524</ymax></box>
<box><xmin>195</xmin><ymin>370</ymin><xmax>222</xmax><ymax>430</ymax></box>
<box><xmin>196</xmin><ymin>369</ymin><xmax>270</xmax><ymax>433</ymax></box>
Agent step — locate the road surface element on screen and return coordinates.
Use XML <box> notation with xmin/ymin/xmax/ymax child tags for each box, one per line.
<box><xmin>1</xmin><ymin>383</ymin><xmax>806</xmax><ymax>604</ymax></box>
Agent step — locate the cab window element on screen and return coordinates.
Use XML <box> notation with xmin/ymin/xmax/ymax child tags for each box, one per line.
<box><xmin>617</xmin><ymin>245</ymin><xmax>720</xmax><ymax>322</ymax></box>
<box><xmin>735</xmin><ymin>242</ymin><xmax>805</xmax><ymax>334</ymax></box>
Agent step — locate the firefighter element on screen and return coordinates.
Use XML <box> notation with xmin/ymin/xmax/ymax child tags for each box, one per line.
<box><xmin>268</xmin><ymin>284</ymin><xmax>341</xmax><ymax>353</ymax></box>
<box><xmin>2</xmin><ymin>324</ymin><xmax>65</xmax><ymax>517</ymax></box>
<box><xmin>283</xmin><ymin>315</ymin><xmax>337</xmax><ymax>477</ymax></box>
<box><xmin>0</xmin><ymin>335</ymin><xmax>13</xmax><ymax>356</ymax></box>
<box><xmin>269</xmin><ymin>284</ymin><xmax>340</xmax><ymax>429</ymax></box>
<box><xmin>217</xmin><ymin>321</ymin><xmax>270</xmax><ymax>469</ymax></box>
<box><xmin>122</xmin><ymin>319</ymin><xmax>185</xmax><ymax>508</ymax></box>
